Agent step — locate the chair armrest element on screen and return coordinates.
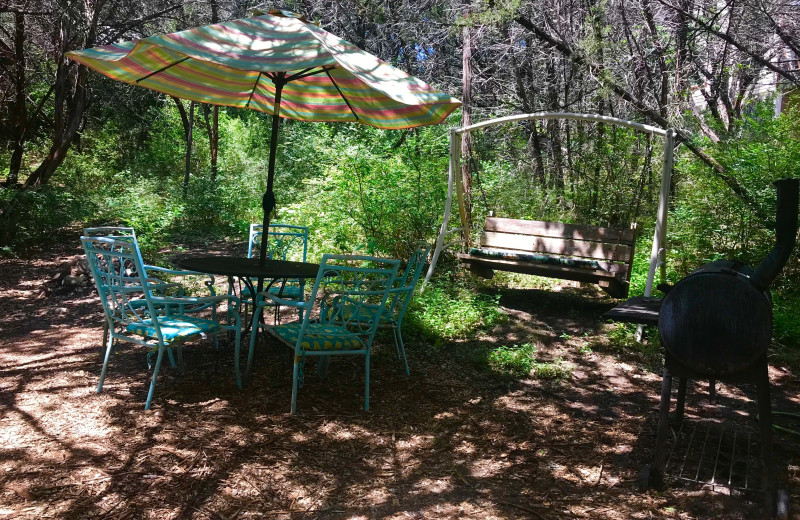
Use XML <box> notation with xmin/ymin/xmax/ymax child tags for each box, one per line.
<box><xmin>144</xmin><ymin>264</ymin><xmax>214</xmax><ymax>280</ymax></box>
<box><xmin>256</xmin><ymin>291</ymin><xmax>307</xmax><ymax>308</ymax></box>
<box><xmin>145</xmin><ymin>264</ymin><xmax>217</xmax><ymax>283</ymax></box>
<box><xmin>144</xmin><ymin>265</ymin><xmax>217</xmax><ymax>295</ymax></box>
<box><xmin>150</xmin><ymin>294</ymin><xmax>236</xmax><ymax>306</ymax></box>
<box><xmin>149</xmin><ymin>295</ymin><xmax>240</xmax><ymax>318</ymax></box>
<box><xmin>144</xmin><ymin>281</ymin><xmax>184</xmax><ymax>292</ymax></box>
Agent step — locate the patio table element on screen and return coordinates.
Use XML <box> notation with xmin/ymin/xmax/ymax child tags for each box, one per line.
<box><xmin>174</xmin><ymin>256</ymin><xmax>320</xmax><ymax>335</ymax></box>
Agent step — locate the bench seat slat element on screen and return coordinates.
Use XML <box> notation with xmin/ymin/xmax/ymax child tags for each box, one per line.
<box><xmin>457</xmin><ymin>253</ymin><xmax>629</xmax><ymax>282</ymax></box>
<box><xmin>480</xmin><ymin>232</ymin><xmax>633</xmax><ymax>263</ymax></box>
<box><xmin>484</xmin><ymin>217</ymin><xmax>635</xmax><ymax>243</ymax></box>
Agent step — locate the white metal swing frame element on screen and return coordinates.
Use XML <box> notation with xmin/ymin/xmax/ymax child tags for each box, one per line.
<box><xmin>424</xmin><ymin>112</ymin><xmax>677</xmax><ymax>301</ymax></box>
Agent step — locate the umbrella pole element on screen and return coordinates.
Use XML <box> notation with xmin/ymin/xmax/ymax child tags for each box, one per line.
<box><xmin>257</xmin><ymin>74</ymin><xmax>287</xmax><ymax>295</ymax></box>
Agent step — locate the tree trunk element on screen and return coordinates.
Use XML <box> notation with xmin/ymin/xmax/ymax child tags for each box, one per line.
<box><xmin>546</xmin><ymin>60</ymin><xmax>565</xmax><ymax>193</ymax></box>
<box><xmin>183</xmin><ymin>101</ymin><xmax>195</xmax><ymax>198</ymax></box>
<box><xmin>514</xmin><ymin>15</ymin><xmax>771</xmax><ymax>223</ymax></box>
<box><xmin>202</xmin><ymin>105</ymin><xmax>220</xmax><ymax>182</ymax></box>
<box><xmin>2</xmin><ymin>6</ymin><xmax>97</xmax><ymax>245</ymax></box>
<box><xmin>24</xmin><ymin>45</ymin><xmax>90</xmax><ymax>186</ymax></box>
<box><xmin>6</xmin><ymin>11</ymin><xmax>27</xmax><ymax>187</ymax></box>
<box><xmin>461</xmin><ymin>13</ymin><xmax>473</xmax><ymax>220</ymax></box>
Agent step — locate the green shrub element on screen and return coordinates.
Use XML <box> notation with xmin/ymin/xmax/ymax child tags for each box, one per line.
<box><xmin>406</xmin><ymin>279</ymin><xmax>506</xmax><ymax>341</ymax></box>
<box><xmin>486</xmin><ymin>342</ymin><xmax>572</xmax><ymax>380</ymax></box>
<box><xmin>0</xmin><ymin>185</ymin><xmax>93</xmax><ymax>249</ymax></box>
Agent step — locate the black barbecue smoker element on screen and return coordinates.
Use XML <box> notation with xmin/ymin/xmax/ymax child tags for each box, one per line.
<box><xmin>606</xmin><ymin>178</ymin><xmax>799</xmax><ymax>519</ymax></box>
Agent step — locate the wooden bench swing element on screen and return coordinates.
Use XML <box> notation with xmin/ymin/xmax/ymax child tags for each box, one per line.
<box><xmin>425</xmin><ymin>112</ymin><xmax>677</xmax><ymax>301</ymax></box>
<box><xmin>459</xmin><ymin>216</ymin><xmax>637</xmax><ymax>298</ymax></box>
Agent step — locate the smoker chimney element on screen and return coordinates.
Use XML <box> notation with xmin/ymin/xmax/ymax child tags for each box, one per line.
<box><xmin>750</xmin><ymin>178</ymin><xmax>799</xmax><ymax>293</ymax></box>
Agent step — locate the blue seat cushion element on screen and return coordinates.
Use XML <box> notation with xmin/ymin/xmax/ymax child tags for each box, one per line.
<box><xmin>270</xmin><ymin>322</ymin><xmax>363</xmax><ymax>351</ymax></box>
<box><xmin>469</xmin><ymin>247</ymin><xmax>601</xmax><ymax>270</ymax></box>
<box><xmin>241</xmin><ymin>284</ymin><xmax>303</xmax><ymax>301</ymax></box>
<box><xmin>126</xmin><ymin>315</ymin><xmax>222</xmax><ymax>343</ymax></box>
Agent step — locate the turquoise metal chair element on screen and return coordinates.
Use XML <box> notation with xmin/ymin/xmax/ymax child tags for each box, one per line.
<box><xmin>334</xmin><ymin>242</ymin><xmax>431</xmax><ymax>375</ymax></box>
<box><xmin>247</xmin><ymin>254</ymin><xmax>400</xmax><ymax>413</ymax></box>
<box><xmin>83</xmin><ymin>227</ymin><xmax>217</xmax><ymax>365</ymax></box>
<box><xmin>241</xmin><ymin>223</ymin><xmax>310</xmax><ymax>318</ymax></box>
<box><xmin>82</xmin><ymin>236</ymin><xmax>243</xmax><ymax>410</ymax></box>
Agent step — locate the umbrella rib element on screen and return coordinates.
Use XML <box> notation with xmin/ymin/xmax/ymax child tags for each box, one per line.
<box><xmin>285</xmin><ymin>65</ymin><xmax>335</xmax><ymax>83</ymax></box>
<box><xmin>135</xmin><ymin>56</ymin><xmax>190</xmax><ymax>83</ymax></box>
<box><xmin>245</xmin><ymin>72</ymin><xmax>263</xmax><ymax>108</ymax></box>
<box><xmin>324</xmin><ymin>68</ymin><xmax>359</xmax><ymax>122</ymax></box>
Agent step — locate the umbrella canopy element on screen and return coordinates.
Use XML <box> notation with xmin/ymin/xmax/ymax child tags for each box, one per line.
<box><xmin>67</xmin><ymin>10</ymin><xmax>460</xmax><ymax>269</ymax></box>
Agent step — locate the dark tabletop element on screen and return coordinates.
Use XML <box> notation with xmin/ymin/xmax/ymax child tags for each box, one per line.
<box><xmin>602</xmin><ymin>295</ymin><xmax>662</xmax><ymax>325</ymax></box>
<box><xmin>175</xmin><ymin>256</ymin><xmax>320</xmax><ymax>280</ymax></box>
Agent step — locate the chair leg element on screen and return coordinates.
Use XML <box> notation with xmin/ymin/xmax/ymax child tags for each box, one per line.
<box><xmin>101</xmin><ymin>320</ymin><xmax>111</xmax><ymax>359</ymax></box>
<box><xmin>144</xmin><ymin>344</ymin><xmax>167</xmax><ymax>410</ymax></box>
<box><xmin>291</xmin><ymin>352</ymin><xmax>301</xmax><ymax>414</ymax></box>
<box><xmin>166</xmin><ymin>347</ymin><xmax>178</xmax><ymax>368</ymax></box>
<box><xmin>394</xmin><ymin>325</ymin><xmax>410</xmax><ymax>376</ymax></box>
<box><xmin>97</xmin><ymin>327</ymin><xmax>115</xmax><ymax>393</ymax></box>
<box><xmin>316</xmin><ymin>355</ymin><xmax>331</xmax><ymax>380</ymax></box>
<box><xmin>364</xmin><ymin>349</ymin><xmax>370</xmax><ymax>411</ymax></box>
<box><xmin>245</xmin><ymin>306</ymin><xmax>263</xmax><ymax>385</ymax></box>
<box><xmin>233</xmin><ymin>325</ymin><xmax>243</xmax><ymax>389</ymax></box>
<box><xmin>175</xmin><ymin>345</ymin><xmax>185</xmax><ymax>375</ymax></box>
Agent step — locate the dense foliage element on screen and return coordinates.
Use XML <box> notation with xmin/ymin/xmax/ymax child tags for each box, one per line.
<box><xmin>2</xmin><ymin>0</ymin><xmax>799</xmax><ymax>356</ymax></box>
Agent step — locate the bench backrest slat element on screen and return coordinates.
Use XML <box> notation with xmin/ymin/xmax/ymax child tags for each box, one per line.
<box><xmin>481</xmin><ymin>232</ymin><xmax>633</xmax><ymax>263</ymax></box>
<box><xmin>483</xmin><ymin>217</ymin><xmax>635</xmax><ymax>244</ymax></box>
<box><xmin>479</xmin><ymin>217</ymin><xmax>636</xmax><ymax>265</ymax></box>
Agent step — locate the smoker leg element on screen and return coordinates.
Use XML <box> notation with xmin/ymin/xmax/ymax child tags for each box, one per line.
<box><xmin>757</xmin><ymin>365</ymin><xmax>776</xmax><ymax>518</ymax></box>
<box><xmin>641</xmin><ymin>368</ymin><xmax>673</xmax><ymax>491</ymax></box>
<box><xmin>675</xmin><ymin>377</ymin><xmax>687</xmax><ymax>424</ymax></box>
<box><xmin>709</xmin><ymin>378</ymin><xmax>717</xmax><ymax>402</ymax></box>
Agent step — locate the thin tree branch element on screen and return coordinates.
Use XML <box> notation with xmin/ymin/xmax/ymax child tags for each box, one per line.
<box><xmin>657</xmin><ymin>0</ymin><xmax>800</xmax><ymax>88</ymax></box>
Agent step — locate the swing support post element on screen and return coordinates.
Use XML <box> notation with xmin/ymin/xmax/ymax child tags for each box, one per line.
<box><xmin>426</xmin><ymin>128</ymin><xmax>465</xmax><ymax>288</ymax></box>
<box><xmin>636</xmin><ymin>128</ymin><xmax>674</xmax><ymax>340</ymax></box>
<box><xmin>643</xmin><ymin>128</ymin><xmax>675</xmax><ymax>298</ymax></box>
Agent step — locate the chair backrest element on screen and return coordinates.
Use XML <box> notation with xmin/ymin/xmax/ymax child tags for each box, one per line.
<box><xmin>248</xmin><ymin>223</ymin><xmax>309</xmax><ymax>262</ymax></box>
<box><xmin>81</xmin><ymin>235</ymin><xmax>158</xmax><ymax>330</ymax></box>
<box><xmin>388</xmin><ymin>241</ymin><xmax>431</xmax><ymax>318</ymax></box>
<box><xmin>83</xmin><ymin>226</ymin><xmax>137</xmax><ymax>238</ymax></box>
<box><xmin>302</xmin><ymin>254</ymin><xmax>400</xmax><ymax>343</ymax></box>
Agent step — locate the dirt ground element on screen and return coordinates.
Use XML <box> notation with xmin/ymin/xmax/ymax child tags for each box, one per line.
<box><xmin>1</xmin><ymin>240</ymin><xmax>799</xmax><ymax>519</ymax></box>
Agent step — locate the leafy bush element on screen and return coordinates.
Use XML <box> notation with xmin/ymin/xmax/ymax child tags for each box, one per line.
<box><xmin>280</xmin><ymin>122</ymin><xmax>450</xmax><ymax>260</ymax></box>
<box><xmin>406</xmin><ymin>279</ymin><xmax>506</xmax><ymax>342</ymax></box>
<box><xmin>486</xmin><ymin>342</ymin><xmax>572</xmax><ymax>380</ymax></box>
<box><xmin>0</xmin><ymin>185</ymin><xmax>92</xmax><ymax>249</ymax></box>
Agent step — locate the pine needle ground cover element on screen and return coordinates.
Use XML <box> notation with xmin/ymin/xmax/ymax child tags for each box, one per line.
<box><xmin>1</xmin><ymin>240</ymin><xmax>797</xmax><ymax>519</ymax></box>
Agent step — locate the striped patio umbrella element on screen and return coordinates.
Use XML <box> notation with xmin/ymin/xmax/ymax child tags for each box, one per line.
<box><xmin>67</xmin><ymin>10</ymin><xmax>460</xmax><ymax>267</ymax></box>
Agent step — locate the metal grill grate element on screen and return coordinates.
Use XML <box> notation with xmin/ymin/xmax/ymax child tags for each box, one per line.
<box><xmin>664</xmin><ymin>421</ymin><xmax>762</xmax><ymax>496</ymax></box>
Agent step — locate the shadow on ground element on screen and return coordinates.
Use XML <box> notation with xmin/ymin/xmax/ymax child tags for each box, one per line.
<box><xmin>0</xmin><ymin>243</ymin><xmax>797</xmax><ymax>519</ymax></box>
